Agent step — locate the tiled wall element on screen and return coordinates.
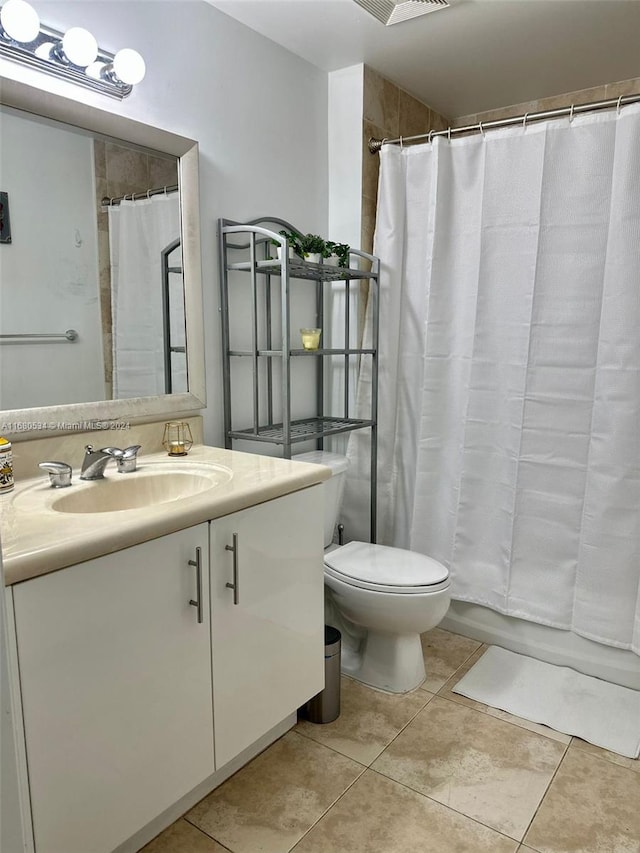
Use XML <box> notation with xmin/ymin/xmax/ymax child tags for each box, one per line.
<box><xmin>359</xmin><ymin>72</ymin><xmax>640</xmax><ymax>336</ymax></box>
<box><xmin>362</xmin><ymin>73</ymin><xmax>640</xmax><ymax>258</ymax></box>
<box><xmin>93</xmin><ymin>142</ymin><xmax>179</xmax><ymax>397</ymax></box>
<box><xmin>453</xmin><ymin>77</ymin><xmax>640</xmax><ymax>127</ymax></box>
<box><xmin>362</xmin><ymin>66</ymin><xmax>450</xmax><ymax>256</ymax></box>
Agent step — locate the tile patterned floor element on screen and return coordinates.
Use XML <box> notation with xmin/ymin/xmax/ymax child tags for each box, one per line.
<box><xmin>143</xmin><ymin>628</ymin><xmax>640</xmax><ymax>853</ymax></box>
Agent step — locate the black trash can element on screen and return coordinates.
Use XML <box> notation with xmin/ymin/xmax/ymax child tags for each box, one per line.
<box><xmin>305</xmin><ymin>625</ymin><xmax>341</xmax><ymax>724</ymax></box>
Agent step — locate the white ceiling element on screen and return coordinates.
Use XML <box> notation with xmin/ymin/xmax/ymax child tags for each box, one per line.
<box><xmin>206</xmin><ymin>0</ymin><xmax>640</xmax><ymax>118</ymax></box>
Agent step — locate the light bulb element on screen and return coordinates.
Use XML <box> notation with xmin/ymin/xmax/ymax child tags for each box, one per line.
<box><xmin>61</xmin><ymin>26</ymin><xmax>98</xmax><ymax>66</ymax></box>
<box><xmin>85</xmin><ymin>60</ymin><xmax>107</xmax><ymax>81</ymax></box>
<box><xmin>113</xmin><ymin>48</ymin><xmax>145</xmax><ymax>85</ymax></box>
<box><xmin>0</xmin><ymin>0</ymin><xmax>40</xmax><ymax>43</ymax></box>
<box><xmin>34</xmin><ymin>40</ymin><xmax>54</xmax><ymax>60</ymax></box>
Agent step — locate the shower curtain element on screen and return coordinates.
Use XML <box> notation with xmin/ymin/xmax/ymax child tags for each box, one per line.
<box><xmin>344</xmin><ymin>103</ymin><xmax>640</xmax><ymax>655</ymax></box>
<box><xmin>108</xmin><ymin>194</ymin><xmax>183</xmax><ymax>398</ymax></box>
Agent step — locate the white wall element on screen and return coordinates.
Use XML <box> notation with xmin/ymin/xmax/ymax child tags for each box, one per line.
<box><xmin>0</xmin><ymin>110</ymin><xmax>104</xmax><ymax>409</ymax></box>
<box><xmin>0</xmin><ymin>0</ymin><xmax>329</xmax><ymax>444</ymax></box>
<box><xmin>328</xmin><ymin>64</ymin><xmax>364</xmax><ymax>250</ymax></box>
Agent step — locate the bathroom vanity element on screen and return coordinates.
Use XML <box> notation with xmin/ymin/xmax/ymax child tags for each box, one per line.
<box><xmin>1</xmin><ymin>445</ymin><xmax>328</xmax><ymax>853</ymax></box>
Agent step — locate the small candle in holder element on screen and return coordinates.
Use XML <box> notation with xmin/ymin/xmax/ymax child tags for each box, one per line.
<box><xmin>300</xmin><ymin>327</ymin><xmax>322</xmax><ymax>350</ymax></box>
<box><xmin>162</xmin><ymin>422</ymin><xmax>193</xmax><ymax>456</ymax></box>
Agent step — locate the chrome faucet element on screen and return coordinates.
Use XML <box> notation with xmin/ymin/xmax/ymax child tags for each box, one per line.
<box><xmin>80</xmin><ymin>445</ymin><xmax>123</xmax><ymax>480</ymax></box>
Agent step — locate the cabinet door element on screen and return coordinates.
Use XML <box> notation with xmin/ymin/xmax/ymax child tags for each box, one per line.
<box><xmin>210</xmin><ymin>487</ymin><xmax>324</xmax><ymax>767</ymax></box>
<box><xmin>12</xmin><ymin>524</ymin><xmax>214</xmax><ymax>853</ymax></box>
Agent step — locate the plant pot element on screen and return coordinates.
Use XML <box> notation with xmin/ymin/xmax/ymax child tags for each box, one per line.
<box><xmin>276</xmin><ymin>246</ymin><xmax>298</xmax><ymax>261</ymax></box>
<box><xmin>305</xmin><ymin>252</ymin><xmax>322</xmax><ymax>264</ymax></box>
<box><xmin>324</xmin><ymin>254</ymin><xmax>340</xmax><ymax>267</ymax></box>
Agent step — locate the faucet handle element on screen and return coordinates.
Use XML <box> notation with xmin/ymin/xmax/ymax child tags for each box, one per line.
<box><xmin>122</xmin><ymin>445</ymin><xmax>142</xmax><ymax>458</ymax></box>
<box><xmin>100</xmin><ymin>446</ymin><xmax>124</xmax><ymax>458</ymax></box>
<box><xmin>117</xmin><ymin>445</ymin><xmax>142</xmax><ymax>474</ymax></box>
<box><xmin>39</xmin><ymin>461</ymin><xmax>72</xmax><ymax>488</ymax></box>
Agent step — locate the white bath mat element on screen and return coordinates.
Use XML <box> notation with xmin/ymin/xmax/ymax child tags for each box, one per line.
<box><xmin>452</xmin><ymin>646</ymin><xmax>640</xmax><ymax>759</ymax></box>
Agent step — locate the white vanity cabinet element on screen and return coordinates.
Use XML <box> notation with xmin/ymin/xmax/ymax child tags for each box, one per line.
<box><xmin>11</xmin><ymin>523</ymin><xmax>214</xmax><ymax>853</ymax></box>
<box><xmin>210</xmin><ymin>486</ymin><xmax>325</xmax><ymax>768</ymax></box>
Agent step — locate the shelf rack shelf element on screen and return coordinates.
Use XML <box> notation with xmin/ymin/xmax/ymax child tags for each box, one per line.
<box><xmin>218</xmin><ymin>217</ymin><xmax>379</xmax><ymax>541</ymax></box>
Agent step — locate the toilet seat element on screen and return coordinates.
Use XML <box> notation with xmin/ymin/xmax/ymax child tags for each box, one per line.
<box><xmin>324</xmin><ymin>541</ymin><xmax>450</xmax><ymax>595</ymax></box>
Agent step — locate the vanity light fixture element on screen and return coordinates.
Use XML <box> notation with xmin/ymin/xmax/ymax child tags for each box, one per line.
<box><xmin>0</xmin><ymin>0</ymin><xmax>145</xmax><ymax>98</ymax></box>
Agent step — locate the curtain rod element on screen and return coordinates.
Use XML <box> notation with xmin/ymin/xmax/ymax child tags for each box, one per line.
<box><xmin>368</xmin><ymin>92</ymin><xmax>640</xmax><ymax>153</ymax></box>
<box><xmin>101</xmin><ymin>184</ymin><xmax>179</xmax><ymax>207</ymax></box>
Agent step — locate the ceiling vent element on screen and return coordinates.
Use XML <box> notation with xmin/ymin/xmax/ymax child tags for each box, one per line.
<box><xmin>353</xmin><ymin>0</ymin><xmax>449</xmax><ymax>27</ymax></box>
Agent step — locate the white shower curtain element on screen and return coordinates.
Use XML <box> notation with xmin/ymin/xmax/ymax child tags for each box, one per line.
<box><xmin>344</xmin><ymin>104</ymin><xmax>640</xmax><ymax>655</ymax></box>
<box><xmin>108</xmin><ymin>194</ymin><xmax>183</xmax><ymax>398</ymax></box>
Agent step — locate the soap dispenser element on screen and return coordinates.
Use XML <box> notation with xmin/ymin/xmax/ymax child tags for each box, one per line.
<box><xmin>0</xmin><ymin>437</ymin><xmax>14</xmax><ymax>493</ymax></box>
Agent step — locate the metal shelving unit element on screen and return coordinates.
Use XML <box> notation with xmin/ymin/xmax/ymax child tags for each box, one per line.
<box><xmin>218</xmin><ymin>216</ymin><xmax>379</xmax><ymax>541</ymax></box>
<box><xmin>161</xmin><ymin>237</ymin><xmax>185</xmax><ymax>394</ymax></box>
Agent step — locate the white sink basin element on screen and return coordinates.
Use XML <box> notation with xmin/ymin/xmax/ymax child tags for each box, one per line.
<box><xmin>12</xmin><ymin>461</ymin><xmax>234</xmax><ymax>516</ymax></box>
<box><xmin>52</xmin><ymin>469</ymin><xmax>231</xmax><ymax>514</ymax></box>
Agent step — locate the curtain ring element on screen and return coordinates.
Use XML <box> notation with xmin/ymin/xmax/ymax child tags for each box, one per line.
<box><xmin>568</xmin><ymin>104</ymin><xmax>575</xmax><ymax>124</ymax></box>
<box><xmin>146</xmin><ymin>189</ymin><xmax>151</xmax><ymax>199</ymax></box>
<box><xmin>399</xmin><ymin>135</ymin><xmax>404</xmax><ymax>149</ymax></box>
<box><xmin>522</xmin><ymin>113</ymin><xmax>529</xmax><ymax>129</ymax></box>
<box><xmin>478</xmin><ymin>121</ymin><xmax>485</xmax><ymax>138</ymax></box>
<box><xmin>617</xmin><ymin>95</ymin><xmax>623</xmax><ymax>115</ymax></box>
<box><xmin>428</xmin><ymin>130</ymin><xmax>434</xmax><ymax>144</ymax></box>
<box><xmin>109</xmin><ymin>197</ymin><xmax>115</xmax><ymax>206</ymax></box>
<box><xmin>447</xmin><ymin>126</ymin><xmax>452</xmax><ymax>141</ymax></box>
<box><xmin>164</xmin><ymin>186</ymin><xmax>168</xmax><ymax>195</ymax></box>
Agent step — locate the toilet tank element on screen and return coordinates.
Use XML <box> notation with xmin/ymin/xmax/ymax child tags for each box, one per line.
<box><xmin>294</xmin><ymin>451</ymin><xmax>349</xmax><ymax>547</ymax></box>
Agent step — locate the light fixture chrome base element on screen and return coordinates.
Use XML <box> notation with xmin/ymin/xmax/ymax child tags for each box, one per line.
<box><xmin>353</xmin><ymin>0</ymin><xmax>449</xmax><ymax>26</ymax></box>
<box><xmin>0</xmin><ymin>23</ymin><xmax>132</xmax><ymax>99</ymax></box>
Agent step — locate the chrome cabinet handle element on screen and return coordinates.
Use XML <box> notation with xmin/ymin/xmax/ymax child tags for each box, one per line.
<box><xmin>188</xmin><ymin>546</ymin><xmax>203</xmax><ymax>623</ymax></box>
<box><xmin>225</xmin><ymin>533</ymin><xmax>239</xmax><ymax>605</ymax></box>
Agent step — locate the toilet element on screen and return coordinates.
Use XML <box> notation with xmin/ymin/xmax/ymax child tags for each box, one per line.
<box><xmin>295</xmin><ymin>451</ymin><xmax>451</xmax><ymax>693</ymax></box>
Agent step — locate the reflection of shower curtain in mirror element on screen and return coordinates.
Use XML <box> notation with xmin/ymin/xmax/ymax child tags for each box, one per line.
<box><xmin>108</xmin><ymin>194</ymin><xmax>185</xmax><ymax>398</ymax></box>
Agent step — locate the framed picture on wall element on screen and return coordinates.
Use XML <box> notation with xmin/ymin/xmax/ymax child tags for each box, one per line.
<box><xmin>0</xmin><ymin>192</ymin><xmax>11</xmax><ymax>243</ymax></box>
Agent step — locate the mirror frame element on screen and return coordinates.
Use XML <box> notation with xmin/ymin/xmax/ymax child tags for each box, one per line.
<box><xmin>0</xmin><ymin>78</ymin><xmax>206</xmax><ymax>440</ymax></box>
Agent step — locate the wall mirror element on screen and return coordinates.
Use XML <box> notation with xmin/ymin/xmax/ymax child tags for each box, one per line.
<box><xmin>0</xmin><ymin>78</ymin><xmax>205</xmax><ymax>439</ymax></box>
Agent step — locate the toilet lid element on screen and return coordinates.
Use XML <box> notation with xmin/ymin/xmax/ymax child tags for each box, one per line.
<box><xmin>325</xmin><ymin>541</ymin><xmax>449</xmax><ymax>594</ymax></box>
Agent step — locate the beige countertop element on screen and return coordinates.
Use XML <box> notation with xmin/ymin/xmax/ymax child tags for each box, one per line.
<box><xmin>1</xmin><ymin>445</ymin><xmax>330</xmax><ymax>586</ymax></box>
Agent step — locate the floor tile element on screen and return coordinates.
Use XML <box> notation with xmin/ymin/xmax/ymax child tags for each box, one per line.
<box><xmin>141</xmin><ymin>818</ymin><xmax>229</xmax><ymax>852</ymax></box>
<box><xmin>186</xmin><ymin>731</ymin><xmax>363</xmax><ymax>853</ymax></box>
<box><xmin>295</xmin><ymin>675</ymin><xmax>433</xmax><ymax>764</ymax></box>
<box><xmin>292</xmin><ymin>769</ymin><xmax>518</xmax><ymax>852</ymax></box>
<box><xmin>524</xmin><ymin>748</ymin><xmax>640</xmax><ymax>852</ymax></box>
<box><xmin>569</xmin><ymin>734</ymin><xmax>640</xmax><ymax>773</ymax></box>
<box><xmin>419</xmin><ymin>627</ymin><xmax>484</xmax><ymax>692</ymax></box>
<box><xmin>439</xmin><ymin>647</ymin><xmax>571</xmax><ymax>745</ymax></box>
<box><xmin>371</xmin><ymin>696</ymin><xmax>566</xmax><ymax>840</ymax></box>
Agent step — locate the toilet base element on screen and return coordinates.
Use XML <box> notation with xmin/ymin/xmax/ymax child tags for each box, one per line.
<box><xmin>341</xmin><ymin>630</ymin><xmax>426</xmax><ymax>694</ymax></box>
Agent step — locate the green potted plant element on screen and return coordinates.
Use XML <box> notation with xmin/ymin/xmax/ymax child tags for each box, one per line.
<box><xmin>322</xmin><ymin>240</ymin><xmax>336</xmax><ymax>265</ymax></box>
<box><xmin>332</xmin><ymin>242</ymin><xmax>351</xmax><ymax>268</ymax></box>
<box><xmin>299</xmin><ymin>233</ymin><xmax>325</xmax><ymax>264</ymax></box>
<box><xmin>271</xmin><ymin>229</ymin><xmax>303</xmax><ymax>261</ymax></box>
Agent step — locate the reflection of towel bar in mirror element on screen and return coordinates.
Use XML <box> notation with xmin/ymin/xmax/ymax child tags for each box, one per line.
<box><xmin>0</xmin><ymin>329</ymin><xmax>79</xmax><ymax>343</ymax></box>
